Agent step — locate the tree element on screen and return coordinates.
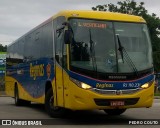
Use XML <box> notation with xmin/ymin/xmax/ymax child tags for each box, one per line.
<box><xmin>92</xmin><ymin>0</ymin><xmax>160</xmax><ymax>71</ymax></box>
<box><xmin>0</xmin><ymin>44</ymin><xmax>7</xmax><ymax>52</ymax></box>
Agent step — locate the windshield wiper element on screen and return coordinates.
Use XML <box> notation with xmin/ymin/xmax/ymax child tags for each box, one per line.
<box><xmin>117</xmin><ymin>35</ymin><xmax>139</xmax><ymax>76</ymax></box>
<box><xmin>89</xmin><ymin>29</ymin><xmax>97</xmax><ymax>77</ymax></box>
<box><xmin>117</xmin><ymin>35</ymin><xmax>124</xmax><ymax>63</ymax></box>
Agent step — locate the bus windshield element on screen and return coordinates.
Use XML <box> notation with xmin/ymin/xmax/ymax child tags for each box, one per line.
<box><xmin>69</xmin><ymin>19</ymin><xmax>152</xmax><ymax>74</ymax></box>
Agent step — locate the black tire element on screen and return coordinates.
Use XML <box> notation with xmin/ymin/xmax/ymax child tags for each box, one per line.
<box><xmin>14</xmin><ymin>86</ymin><xmax>30</xmax><ymax>106</ymax></box>
<box><xmin>45</xmin><ymin>88</ymin><xmax>67</xmax><ymax>118</ymax></box>
<box><xmin>104</xmin><ymin>109</ymin><xmax>126</xmax><ymax>116</ymax></box>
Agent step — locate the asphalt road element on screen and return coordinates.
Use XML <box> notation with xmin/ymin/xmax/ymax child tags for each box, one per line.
<box><xmin>0</xmin><ymin>97</ymin><xmax>160</xmax><ymax>128</ymax></box>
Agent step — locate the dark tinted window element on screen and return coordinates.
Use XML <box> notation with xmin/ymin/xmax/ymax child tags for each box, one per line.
<box><xmin>23</xmin><ymin>21</ymin><xmax>53</xmax><ymax>61</ymax></box>
<box><xmin>40</xmin><ymin>22</ymin><xmax>53</xmax><ymax>58</ymax></box>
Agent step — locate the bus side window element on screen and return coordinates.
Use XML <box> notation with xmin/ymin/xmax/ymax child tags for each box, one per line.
<box><xmin>55</xmin><ymin>29</ymin><xmax>63</xmax><ymax>64</ymax></box>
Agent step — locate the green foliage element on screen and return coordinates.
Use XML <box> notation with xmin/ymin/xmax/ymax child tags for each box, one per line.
<box><xmin>153</xmin><ymin>52</ymin><xmax>160</xmax><ymax>71</ymax></box>
<box><xmin>0</xmin><ymin>76</ymin><xmax>5</xmax><ymax>91</ymax></box>
<box><xmin>0</xmin><ymin>44</ymin><xmax>7</xmax><ymax>52</ymax></box>
<box><xmin>154</xmin><ymin>92</ymin><xmax>160</xmax><ymax>96</ymax></box>
<box><xmin>92</xmin><ymin>0</ymin><xmax>160</xmax><ymax>72</ymax></box>
<box><xmin>92</xmin><ymin>0</ymin><xmax>148</xmax><ymax>15</ymax></box>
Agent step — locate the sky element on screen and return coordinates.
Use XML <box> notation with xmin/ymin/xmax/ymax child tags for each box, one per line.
<box><xmin>0</xmin><ymin>0</ymin><xmax>160</xmax><ymax>46</ymax></box>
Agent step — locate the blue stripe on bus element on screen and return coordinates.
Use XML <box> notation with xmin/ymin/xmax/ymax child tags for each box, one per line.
<box><xmin>69</xmin><ymin>71</ymin><xmax>154</xmax><ymax>90</ymax></box>
<box><xmin>7</xmin><ymin>58</ymin><xmax>55</xmax><ymax>98</ymax></box>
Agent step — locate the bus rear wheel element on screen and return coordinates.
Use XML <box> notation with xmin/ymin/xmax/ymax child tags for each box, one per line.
<box><xmin>45</xmin><ymin>88</ymin><xmax>66</xmax><ymax>118</ymax></box>
<box><xmin>14</xmin><ymin>86</ymin><xmax>30</xmax><ymax>106</ymax></box>
<box><xmin>104</xmin><ymin>109</ymin><xmax>126</xmax><ymax>115</ymax></box>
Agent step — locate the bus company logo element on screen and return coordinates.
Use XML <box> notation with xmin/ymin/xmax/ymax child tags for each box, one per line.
<box><xmin>109</xmin><ymin>75</ymin><xmax>127</xmax><ymax>79</ymax></box>
<box><xmin>30</xmin><ymin>63</ymin><xmax>44</xmax><ymax>80</ymax></box>
<box><xmin>46</xmin><ymin>63</ymin><xmax>51</xmax><ymax>79</ymax></box>
<box><xmin>115</xmin><ymin>90</ymin><xmax>122</xmax><ymax>95</ymax></box>
<box><xmin>96</xmin><ymin>83</ymin><xmax>113</xmax><ymax>88</ymax></box>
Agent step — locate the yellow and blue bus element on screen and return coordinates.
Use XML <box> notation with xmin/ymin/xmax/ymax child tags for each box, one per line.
<box><xmin>5</xmin><ymin>10</ymin><xmax>154</xmax><ymax>117</ymax></box>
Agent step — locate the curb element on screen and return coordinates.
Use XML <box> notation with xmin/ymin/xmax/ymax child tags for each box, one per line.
<box><xmin>0</xmin><ymin>94</ymin><xmax>8</xmax><ymax>97</ymax></box>
<box><xmin>0</xmin><ymin>91</ymin><xmax>7</xmax><ymax>97</ymax></box>
<box><xmin>154</xmin><ymin>96</ymin><xmax>160</xmax><ymax>99</ymax></box>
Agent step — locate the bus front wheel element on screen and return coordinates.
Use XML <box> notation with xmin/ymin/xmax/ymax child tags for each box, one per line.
<box><xmin>45</xmin><ymin>88</ymin><xmax>66</xmax><ymax>118</ymax></box>
<box><xmin>103</xmin><ymin>109</ymin><xmax>126</xmax><ymax>115</ymax></box>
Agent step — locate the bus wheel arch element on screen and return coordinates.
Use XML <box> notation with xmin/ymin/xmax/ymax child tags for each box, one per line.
<box><xmin>45</xmin><ymin>82</ymin><xmax>67</xmax><ymax>118</ymax></box>
<box><xmin>14</xmin><ymin>82</ymin><xmax>20</xmax><ymax>106</ymax></box>
<box><xmin>14</xmin><ymin>82</ymin><xmax>30</xmax><ymax>106</ymax></box>
<box><xmin>45</xmin><ymin>81</ymin><xmax>52</xmax><ymax>96</ymax></box>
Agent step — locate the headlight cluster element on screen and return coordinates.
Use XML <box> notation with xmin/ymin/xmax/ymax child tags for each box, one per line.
<box><xmin>70</xmin><ymin>77</ymin><xmax>92</xmax><ymax>89</ymax></box>
<box><xmin>141</xmin><ymin>80</ymin><xmax>154</xmax><ymax>89</ymax></box>
<box><xmin>70</xmin><ymin>77</ymin><xmax>154</xmax><ymax>90</ymax></box>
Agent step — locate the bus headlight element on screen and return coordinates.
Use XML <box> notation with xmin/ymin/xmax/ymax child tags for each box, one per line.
<box><xmin>81</xmin><ymin>83</ymin><xmax>92</xmax><ymax>89</ymax></box>
<box><xmin>70</xmin><ymin>77</ymin><xmax>92</xmax><ymax>89</ymax></box>
<box><xmin>141</xmin><ymin>83</ymin><xmax>149</xmax><ymax>89</ymax></box>
<box><xmin>141</xmin><ymin>80</ymin><xmax>154</xmax><ymax>89</ymax></box>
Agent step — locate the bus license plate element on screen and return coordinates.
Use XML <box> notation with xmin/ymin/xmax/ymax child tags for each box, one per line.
<box><xmin>110</xmin><ymin>101</ymin><xmax>125</xmax><ymax>106</ymax></box>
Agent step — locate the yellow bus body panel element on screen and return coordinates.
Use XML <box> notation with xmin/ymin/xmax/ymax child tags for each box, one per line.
<box><xmin>53</xmin><ymin>10</ymin><xmax>146</xmax><ymax>23</ymax></box>
<box><xmin>64</xmin><ymin>78</ymin><xmax>154</xmax><ymax>110</ymax></box>
<box><xmin>5</xmin><ymin>76</ymin><xmax>45</xmax><ymax>104</ymax></box>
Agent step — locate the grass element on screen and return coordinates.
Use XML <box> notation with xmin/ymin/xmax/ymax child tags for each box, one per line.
<box><xmin>154</xmin><ymin>92</ymin><xmax>160</xmax><ymax>96</ymax></box>
<box><xmin>0</xmin><ymin>85</ymin><xmax>5</xmax><ymax>91</ymax></box>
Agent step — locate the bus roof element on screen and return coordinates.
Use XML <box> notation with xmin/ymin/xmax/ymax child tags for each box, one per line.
<box><xmin>54</xmin><ymin>10</ymin><xmax>146</xmax><ymax>23</ymax></box>
<box><xmin>8</xmin><ymin>10</ymin><xmax>146</xmax><ymax>47</ymax></box>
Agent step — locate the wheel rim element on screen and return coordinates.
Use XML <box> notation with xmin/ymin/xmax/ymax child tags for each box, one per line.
<box><xmin>49</xmin><ymin>96</ymin><xmax>59</xmax><ymax>110</ymax></box>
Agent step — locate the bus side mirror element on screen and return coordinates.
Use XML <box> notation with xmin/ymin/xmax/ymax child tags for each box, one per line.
<box><xmin>64</xmin><ymin>30</ymin><xmax>70</xmax><ymax>44</ymax></box>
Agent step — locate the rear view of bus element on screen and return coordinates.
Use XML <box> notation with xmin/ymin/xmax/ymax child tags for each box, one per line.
<box><xmin>65</xmin><ymin>11</ymin><xmax>154</xmax><ymax>115</ymax></box>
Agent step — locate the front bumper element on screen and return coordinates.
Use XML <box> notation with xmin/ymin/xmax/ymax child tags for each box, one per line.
<box><xmin>65</xmin><ymin>81</ymin><xmax>154</xmax><ymax>110</ymax></box>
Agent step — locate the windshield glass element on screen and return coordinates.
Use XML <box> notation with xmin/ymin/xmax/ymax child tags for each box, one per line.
<box><xmin>114</xmin><ymin>22</ymin><xmax>152</xmax><ymax>73</ymax></box>
<box><xmin>69</xmin><ymin>19</ymin><xmax>152</xmax><ymax>74</ymax></box>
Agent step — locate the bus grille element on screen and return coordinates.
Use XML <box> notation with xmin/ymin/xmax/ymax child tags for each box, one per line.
<box><xmin>92</xmin><ymin>88</ymin><xmax>142</xmax><ymax>95</ymax></box>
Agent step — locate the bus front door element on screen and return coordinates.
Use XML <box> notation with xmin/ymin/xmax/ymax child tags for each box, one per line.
<box><xmin>55</xmin><ymin>17</ymin><xmax>66</xmax><ymax>107</ymax></box>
